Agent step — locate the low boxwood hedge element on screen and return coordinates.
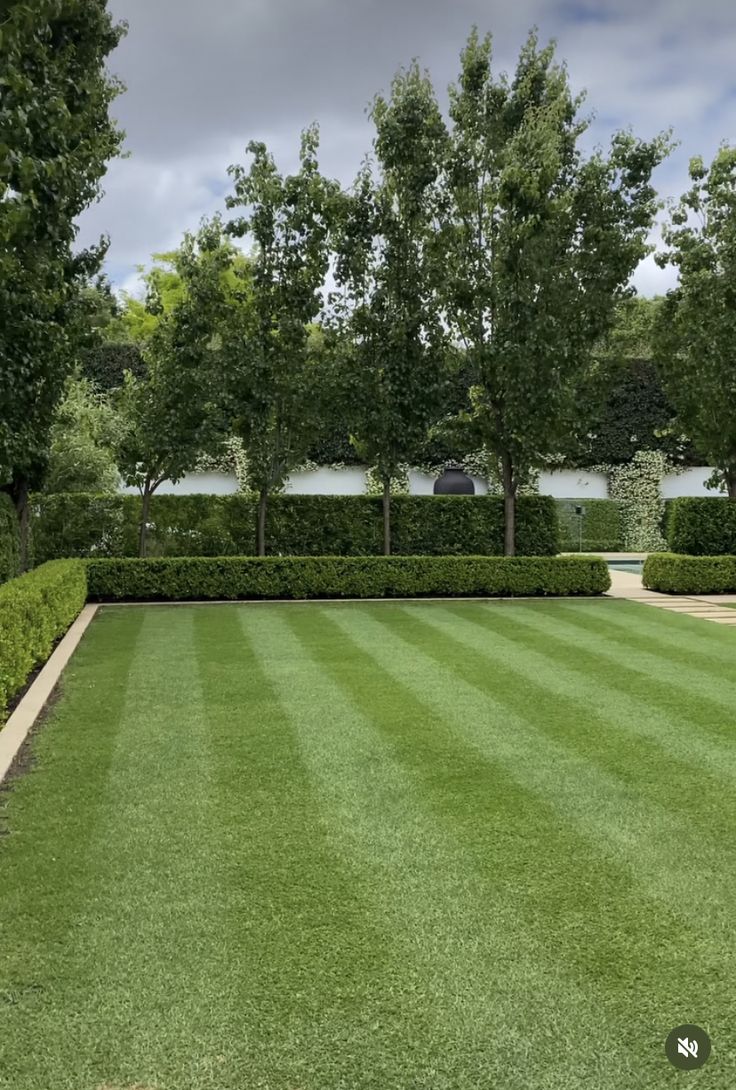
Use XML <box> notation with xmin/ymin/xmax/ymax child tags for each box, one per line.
<box><xmin>0</xmin><ymin>560</ymin><xmax>87</xmax><ymax>720</ymax></box>
<box><xmin>643</xmin><ymin>553</ymin><xmax>736</xmax><ymax>595</ymax></box>
<box><xmin>86</xmin><ymin>555</ymin><xmax>610</xmax><ymax>602</ymax></box>
<box><xmin>667</xmin><ymin>497</ymin><xmax>736</xmax><ymax>555</ymax></box>
<box><xmin>33</xmin><ymin>492</ymin><xmax>560</xmax><ymax>561</ymax></box>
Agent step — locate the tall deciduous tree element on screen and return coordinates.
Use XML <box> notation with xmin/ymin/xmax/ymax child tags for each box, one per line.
<box><xmin>442</xmin><ymin>29</ymin><xmax>669</xmax><ymax>553</ymax></box>
<box><xmin>116</xmin><ymin>221</ymin><xmax>237</xmax><ymax>556</ymax></box>
<box><xmin>0</xmin><ymin>0</ymin><xmax>125</xmax><ymax>564</ymax></box>
<box><xmin>333</xmin><ymin>64</ymin><xmax>448</xmax><ymax>554</ymax></box>
<box><xmin>226</xmin><ymin>127</ymin><xmax>337</xmax><ymax>556</ymax></box>
<box><xmin>654</xmin><ymin>147</ymin><xmax>736</xmax><ymax>498</ymax></box>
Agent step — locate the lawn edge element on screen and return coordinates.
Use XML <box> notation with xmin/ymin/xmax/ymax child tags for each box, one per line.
<box><xmin>0</xmin><ymin>604</ymin><xmax>99</xmax><ymax>784</ymax></box>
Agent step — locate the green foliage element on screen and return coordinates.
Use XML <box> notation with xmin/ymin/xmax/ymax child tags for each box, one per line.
<box><xmin>32</xmin><ymin>493</ymin><xmax>139</xmax><ymax>564</ymax></box>
<box><xmin>643</xmin><ymin>552</ymin><xmax>736</xmax><ymax>594</ymax></box>
<box><xmin>332</xmin><ymin>65</ymin><xmax>449</xmax><ymax>552</ymax></box>
<box><xmin>607</xmin><ymin>450</ymin><xmax>671</xmax><ymax>551</ymax></box>
<box><xmin>581</xmin><ymin>360</ymin><xmax>687</xmax><ymax>467</ymax></box>
<box><xmin>115</xmin><ymin>220</ymin><xmax>238</xmax><ymax>554</ymax></box>
<box><xmin>32</xmin><ymin>493</ymin><xmax>560</xmax><ymax>561</ymax></box>
<box><xmin>81</xmin><ymin>341</ymin><xmax>146</xmax><ymax>391</ymax></box>
<box><xmin>43</xmin><ymin>377</ymin><xmax>121</xmax><ymax>494</ymax></box>
<box><xmin>0</xmin><ymin>0</ymin><xmax>124</xmax><ymax>506</ymax></box>
<box><xmin>556</xmin><ymin>499</ymin><xmax>622</xmax><ymax>552</ymax></box>
<box><xmin>85</xmin><ymin>554</ymin><xmax>608</xmax><ymax>602</ymax></box>
<box><xmin>441</xmin><ymin>29</ymin><xmax>670</xmax><ymax>553</ymax></box>
<box><xmin>667</xmin><ymin>498</ymin><xmax>736</xmax><ymax>556</ymax></box>
<box><xmin>0</xmin><ymin>559</ymin><xmax>87</xmax><ymax>719</ymax></box>
<box><xmin>655</xmin><ymin>147</ymin><xmax>736</xmax><ymax>497</ymax></box>
<box><xmin>0</xmin><ymin>493</ymin><xmax>20</xmax><ymax>584</ymax></box>
<box><xmin>226</xmin><ymin>128</ymin><xmax>339</xmax><ymax>554</ymax></box>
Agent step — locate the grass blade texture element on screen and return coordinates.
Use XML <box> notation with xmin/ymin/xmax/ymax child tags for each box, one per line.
<box><xmin>0</xmin><ymin>600</ymin><xmax>734</xmax><ymax>1089</ymax></box>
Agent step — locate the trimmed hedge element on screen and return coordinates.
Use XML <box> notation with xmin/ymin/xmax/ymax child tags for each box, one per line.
<box><xmin>667</xmin><ymin>497</ymin><xmax>736</xmax><ymax>556</ymax></box>
<box><xmin>85</xmin><ymin>555</ymin><xmax>610</xmax><ymax>602</ymax></box>
<box><xmin>556</xmin><ymin>499</ymin><xmax>622</xmax><ymax>552</ymax></box>
<box><xmin>643</xmin><ymin>553</ymin><xmax>736</xmax><ymax>595</ymax></box>
<box><xmin>33</xmin><ymin>493</ymin><xmax>560</xmax><ymax>561</ymax></box>
<box><xmin>0</xmin><ymin>560</ymin><xmax>87</xmax><ymax>720</ymax></box>
<box><xmin>0</xmin><ymin>493</ymin><xmax>20</xmax><ymax>584</ymax></box>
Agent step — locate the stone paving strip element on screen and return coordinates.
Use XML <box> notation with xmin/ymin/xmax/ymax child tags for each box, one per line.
<box><xmin>606</xmin><ymin>568</ymin><xmax>736</xmax><ymax>625</ymax></box>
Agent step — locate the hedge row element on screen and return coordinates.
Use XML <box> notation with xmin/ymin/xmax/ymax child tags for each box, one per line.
<box><xmin>33</xmin><ymin>492</ymin><xmax>560</xmax><ymax>561</ymax></box>
<box><xmin>0</xmin><ymin>493</ymin><xmax>20</xmax><ymax>584</ymax></box>
<box><xmin>555</xmin><ymin>498</ymin><xmax>622</xmax><ymax>552</ymax></box>
<box><xmin>86</xmin><ymin>555</ymin><xmax>611</xmax><ymax>602</ymax></box>
<box><xmin>667</xmin><ymin>497</ymin><xmax>736</xmax><ymax>555</ymax></box>
<box><xmin>643</xmin><ymin>553</ymin><xmax>736</xmax><ymax>595</ymax></box>
<box><xmin>0</xmin><ymin>560</ymin><xmax>87</xmax><ymax>720</ymax></box>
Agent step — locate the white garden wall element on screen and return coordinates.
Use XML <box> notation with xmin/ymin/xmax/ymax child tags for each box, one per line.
<box><xmin>538</xmin><ymin>470</ymin><xmax>609</xmax><ymax>499</ymax></box>
<box><xmin>660</xmin><ymin>468</ymin><xmax>719</xmax><ymax>498</ymax></box>
<box><xmin>120</xmin><ymin>465</ymin><xmax>723</xmax><ymax>499</ymax></box>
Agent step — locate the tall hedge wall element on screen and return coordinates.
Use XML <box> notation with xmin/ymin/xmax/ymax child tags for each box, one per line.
<box><xmin>555</xmin><ymin>499</ymin><xmax>622</xmax><ymax>552</ymax></box>
<box><xmin>33</xmin><ymin>492</ymin><xmax>560</xmax><ymax>561</ymax></box>
<box><xmin>0</xmin><ymin>493</ymin><xmax>20</xmax><ymax>584</ymax></box>
<box><xmin>667</xmin><ymin>498</ymin><xmax>736</xmax><ymax>555</ymax></box>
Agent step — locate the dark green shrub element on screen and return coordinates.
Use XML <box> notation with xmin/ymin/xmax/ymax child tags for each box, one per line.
<box><xmin>556</xmin><ymin>499</ymin><xmax>622</xmax><ymax>551</ymax></box>
<box><xmin>32</xmin><ymin>493</ymin><xmax>139</xmax><ymax>564</ymax></box>
<box><xmin>81</xmin><ymin>341</ymin><xmax>146</xmax><ymax>391</ymax></box>
<box><xmin>668</xmin><ymin>498</ymin><xmax>736</xmax><ymax>555</ymax></box>
<box><xmin>643</xmin><ymin>553</ymin><xmax>736</xmax><ymax>594</ymax></box>
<box><xmin>0</xmin><ymin>493</ymin><xmax>20</xmax><ymax>584</ymax></box>
<box><xmin>86</xmin><ymin>554</ymin><xmax>609</xmax><ymax>602</ymax></box>
<box><xmin>0</xmin><ymin>560</ymin><xmax>88</xmax><ymax>720</ymax></box>
<box><xmin>33</xmin><ymin>493</ymin><xmax>560</xmax><ymax>560</ymax></box>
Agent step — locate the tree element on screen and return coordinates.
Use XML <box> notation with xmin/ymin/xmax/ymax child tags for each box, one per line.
<box><xmin>654</xmin><ymin>147</ymin><xmax>736</xmax><ymax>498</ymax></box>
<box><xmin>0</xmin><ymin>0</ymin><xmax>125</xmax><ymax>565</ymax></box>
<box><xmin>441</xmin><ymin>29</ymin><xmax>670</xmax><ymax>553</ymax></box>
<box><xmin>332</xmin><ymin>64</ymin><xmax>449</xmax><ymax>554</ymax></box>
<box><xmin>116</xmin><ymin>221</ymin><xmax>236</xmax><ymax>556</ymax></box>
<box><xmin>44</xmin><ymin>376</ymin><xmax>121</xmax><ymax>494</ymax></box>
<box><xmin>226</xmin><ymin>127</ymin><xmax>338</xmax><ymax>556</ymax></box>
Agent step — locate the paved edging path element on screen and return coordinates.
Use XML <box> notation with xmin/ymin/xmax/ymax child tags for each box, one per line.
<box><xmin>606</xmin><ymin>569</ymin><xmax>736</xmax><ymax>625</ymax></box>
<box><xmin>0</xmin><ymin>604</ymin><xmax>99</xmax><ymax>784</ymax></box>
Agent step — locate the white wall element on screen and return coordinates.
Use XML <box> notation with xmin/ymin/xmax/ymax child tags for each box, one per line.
<box><xmin>538</xmin><ymin>470</ymin><xmax>609</xmax><ymax>499</ymax></box>
<box><xmin>121</xmin><ymin>472</ymin><xmax>239</xmax><ymax>496</ymax></box>
<box><xmin>284</xmin><ymin>467</ymin><xmax>367</xmax><ymax>495</ymax></box>
<box><xmin>661</xmin><ymin>467</ymin><xmax>719</xmax><ymax>499</ymax></box>
<box><xmin>118</xmin><ymin>464</ymin><xmax>724</xmax><ymax>499</ymax></box>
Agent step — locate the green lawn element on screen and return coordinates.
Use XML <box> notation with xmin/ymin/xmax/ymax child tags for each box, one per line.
<box><xmin>1</xmin><ymin>599</ymin><xmax>735</xmax><ymax>1089</ymax></box>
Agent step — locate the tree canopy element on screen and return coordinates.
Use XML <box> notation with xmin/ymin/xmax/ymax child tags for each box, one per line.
<box><xmin>655</xmin><ymin>146</ymin><xmax>736</xmax><ymax>497</ymax></box>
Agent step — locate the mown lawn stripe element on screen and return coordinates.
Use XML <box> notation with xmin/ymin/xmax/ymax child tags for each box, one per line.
<box><xmin>354</xmin><ymin>603</ymin><xmax>736</xmax><ymax>943</ymax></box>
<box><xmin>258</xmin><ymin>605</ymin><xmax>647</xmax><ymax>1089</ymax></box>
<box><xmin>311</xmin><ymin>603</ymin><xmax>730</xmax><ymax>1085</ymax></box>
<box><xmin>194</xmin><ymin>605</ymin><xmax>413</xmax><ymax>1090</ymax></box>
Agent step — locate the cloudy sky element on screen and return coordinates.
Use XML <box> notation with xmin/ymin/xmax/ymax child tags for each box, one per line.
<box><xmin>77</xmin><ymin>0</ymin><xmax>736</xmax><ymax>298</ymax></box>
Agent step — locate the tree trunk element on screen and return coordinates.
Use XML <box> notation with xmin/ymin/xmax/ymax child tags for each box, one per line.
<box><xmin>257</xmin><ymin>489</ymin><xmax>268</xmax><ymax>557</ymax></box>
<box><xmin>2</xmin><ymin>475</ymin><xmax>31</xmax><ymax>571</ymax></box>
<box><xmin>726</xmin><ymin>467</ymin><xmax>736</xmax><ymax>500</ymax></box>
<box><xmin>139</xmin><ymin>485</ymin><xmax>152</xmax><ymax>558</ymax></box>
<box><xmin>15</xmin><ymin>481</ymin><xmax>30</xmax><ymax>575</ymax></box>
<box><xmin>382</xmin><ymin>478</ymin><xmax>391</xmax><ymax>556</ymax></box>
<box><xmin>500</xmin><ymin>451</ymin><xmax>516</xmax><ymax>558</ymax></box>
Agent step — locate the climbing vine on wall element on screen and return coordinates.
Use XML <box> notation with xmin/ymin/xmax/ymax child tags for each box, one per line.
<box><xmin>604</xmin><ymin>449</ymin><xmax>675</xmax><ymax>551</ymax></box>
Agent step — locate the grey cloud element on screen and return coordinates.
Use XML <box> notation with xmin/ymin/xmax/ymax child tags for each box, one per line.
<box><xmin>77</xmin><ymin>0</ymin><xmax>736</xmax><ymax>295</ymax></box>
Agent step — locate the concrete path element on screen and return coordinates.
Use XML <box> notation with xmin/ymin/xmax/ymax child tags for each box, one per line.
<box><xmin>606</xmin><ymin>568</ymin><xmax>736</xmax><ymax>625</ymax></box>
